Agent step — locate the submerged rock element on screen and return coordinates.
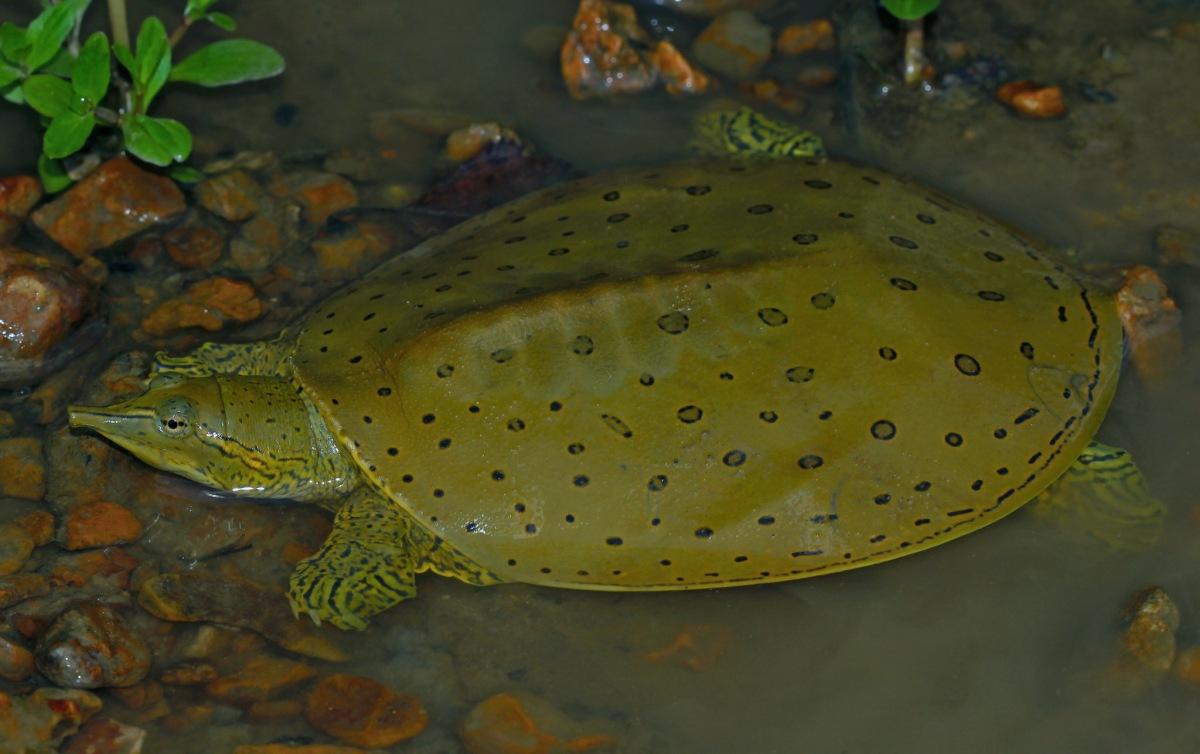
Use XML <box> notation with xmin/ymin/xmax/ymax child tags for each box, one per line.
<box><xmin>195</xmin><ymin>169</ymin><xmax>264</xmax><ymax>222</ymax></box>
<box><xmin>460</xmin><ymin>692</ymin><xmax>619</xmax><ymax>754</ymax></box>
<box><xmin>60</xmin><ymin>717</ymin><xmax>147</xmax><ymax>754</ymax></box>
<box><xmin>29</xmin><ymin>157</ymin><xmax>185</xmax><ymax>257</ymax></box>
<box><xmin>36</xmin><ymin>604</ymin><xmax>152</xmax><ymax>688</ymax></box>
<box><xmin>635</xmin><ymin>0</ymin><xmax>776</xmax><ymax>16</ymax></box>
<box><xmin>304</xmin><ymin>674</ymin><xmax>428</xmax><ymax>748</ymax></box>
<box><xmin>205</xmin><ymin>654</ymin><xmax>316</xmax><ymax>704</ymax></box>
<box><xmin>0</xmin><ymin>687</ymin><xmax>102</xmax><ymax>754</ymax></box>
<box><xmin>0</xmin><ymin>175</ymin><xmax>42</xmax><ymax>243</ymax></box>
<box><xmin>0</xmin><ymin>437</ymin><xmax>44</xmax><ymax>501</ymax></box>
<box><xmin>59</xmin><ymin>501</ymin><xmax>144</xmax><ymax>551</ymax></box>
<box><xmin>692</xmin><ymin>10</ymin><xmax>773</xmax><ymax>80</ymax></box>
<box><xmin>140</xmin><ymin>276</ymin><xmax>265</xmax><ymax>336</ymax></box>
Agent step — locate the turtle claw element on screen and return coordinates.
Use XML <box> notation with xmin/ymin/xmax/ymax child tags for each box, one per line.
<box><xmin>287</xmin><ymin>540</ymin><xmax>414</xmax><ymax>632</ymax></box>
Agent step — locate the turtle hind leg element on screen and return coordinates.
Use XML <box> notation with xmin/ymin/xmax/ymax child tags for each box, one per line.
<box><xmin>1032</xmin><ymin>441</ymin><xmax>1165</xmax><ymax>551</ymax></box>
<box><xmin>152</xmin><ymin>336</ymin><xmax>290</xmax><ymax>380</ymax></box>
<box><xmin>408</xmin><ymin>524</ymin><xmax>503</xmax><ymax>586</ymax></box>
<box><xmin>288</xmin><ymin>490</ymin><xmax>417</xmax><ymax>631</ymax></box>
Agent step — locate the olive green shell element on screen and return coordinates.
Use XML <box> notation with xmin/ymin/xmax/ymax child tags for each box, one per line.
<box><xmin>289</xmin><ymin>160</ymin><xmax>1122</xmax><ymax>590</ymax></box>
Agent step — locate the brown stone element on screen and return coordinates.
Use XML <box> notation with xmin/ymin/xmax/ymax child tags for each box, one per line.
<box><xmin>205</xmin><ymin>655</ymin><xmax>317</xmax><ymax>704</ymax></box>
<box><xmin>0</xmin><ymin>572</ymin><xmax>51</xmax><ymax>608</ymax></box>
<box><xmin>304</xmin><ymin>674</ymin><xmax>428</xmax><ymax>748</ymax></box>
<box><xmin>141</xmin><ymin>276</ymin><xmax>265</xmax><ymax>336</ymax></box>
<box><xmin>30</xmin><ymin>157</ymin><xmax>186</xmax><ymax>257</ymax></box>
<box><xmin>0</xmin><ymin>409</ymin><xmax>14</xmax><ymax>437</ymax></box>
<box><xmin>0</xmin><ymin>634</ymin><xmax>35</xmax><ymax>680</ymax></box>
<box><xmin>164</xmin><ymin>226</ymin><xmax>225</xmax><ymax>269</ymax></box>
<box><xmin>246</xmin><ymin>698</ymin><xmax>304</xmax><ymax>721</ymax></box>
<box><xmin>460</xmin><ymin>692</ymin><xmax>619</xmax><ymax>754</ymax></box>
<box><xmin>269</xmin><ymin>171</ymin><xmax>358</xmax><ymax>226</ymax></box>
<box><xmin>776</xmin><ymin>19</ymin><xmax>835</xmax><ymax>55</ymax></box>
<box><xmin>162</xmin><ymin>703</ymin><xmax>215</xmax><ymax>733</ymax></box>
<box><xmin>15</xmin><ymin>509</ymin><xmax>55</xmax><ymax>546</ymax></box>
<box><xmin>0</xmin><ymin>688</ymin><xmax>102</xmax><ymax>752</ymax></box>
<box><xmin>1116</xmin><ymin>265</ymin><xmax>1182</xmax><ymax>386</ymax></box>
<box><xmin>692</xmin><ymin>10</ymin><xmax>772</xmax><ymax>80</ymax></box>
<box><xmin>36</xmin><ymin>604</ymin><xmax>152</xmax><ymax>688</ymax></box>
<box><xmin>648</xmin><ymin>40</ymin><xmax>712</xmax><ymax>95</ymax></box>
<box><xmin>195</xmin><ymin>169</ymin><xmax>263</xmax><ymax>221</ymax></box>
<box><xmin>235</xmin><ymin>746</ymin><xmax>367</xmax><ymax>754</ymax></box>
<box><xmin>49</xmin><ymin>548</ymin><xmax>139</xmax><ymax>588</ymax></box>
<box><xmin>160</xmin><ymin>661</ymin><xmax>219</xmax><ymax>686</ymax></box>
<box><xmin>0</xmin><ymin>248</ymin><xmax>95</xmax><ymax>360</ymax></box>
<box><xmin>109</xmin><ymin>680</ymin><xmax>163</xmax><ymax>711</ymax></box>
<box><xmin>996</xmin><ymin>81</ymin><xmax>1066</xmax><ymax>118</ymax></box>
<box><xmin>60</xmin><ymin>501</ymin><xmax>143</xmax><ymax>550</ymax></box>
<box><xmin>60</xmin><ymin>716</ymin><xmax>147</xmax><ymax>754</ymax></box>
<box><xmin>561</xmin><ymin>0</ymin><xmax>656</xmax><ymax>99</ymax></box>
<box><xmin>311</xmin><ymin>220</ymin><xmax>398</xmax><ymax>275</ymax></box>
<box><xmin>0</xmin><ymin>436</ymin><xmax>45</xmax><ymax>500</ymax></box>
<box><xmin>0</xmin><ymin>523</ymin><xmax>34</xmax><ymax>576</ymax></box>
<box><xmin>0</xmin><ymin>175</ymin><xmax>43</xmax><ymax>243</ymax></box>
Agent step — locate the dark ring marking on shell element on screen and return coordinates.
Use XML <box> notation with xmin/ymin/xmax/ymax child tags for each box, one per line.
<box><xmin>574</xmin><ymin>475</ymin><xmax>590</xmax><ymax>487</ymax></box>
<box><xmin>548</xmin><ymin>247</ymin><xmax>570</xmax><ymax>256</ymax></box>
<box><xmin>1014</xmin><ymin>407</ymin><xmax>1039</xmax><ymax>424</ymax></box>
<box><xmin>805</xmin><ymin>179</ymin><xmax>832</xmax><ymax>189</ymax></box>
<box><xmin>870</xmin><ymin>420</ymin><xmax>896</xmax><ymax>440</ymax></box>
<box><xmin>567</xmin><ymin>442</ymin><xmax>584</xmax><ymax>454</ymax></box>
<box><xmin>438</xmin><ymin>438</ymin><xmax>451</xmax><ymax>449</ymax></box>
<box><xmin>377</xmin><ymin>387</ymin><xmax>392</xmax><ymax>397</ymax></box>
<box><xmin>798</xmin><ymin>454</ymin><xmax>824</xmax><ymax>469</ymax></box>
<box><xmin>491</xmin><ymin>349</ymin><xmax>514</xmax><ymax>364</ymax></box>
<box><xmin>978</xmin><ymin>290</ymin><xmax>1006</xmax><ymax>302</ymax></box>
<box><xmin>984</xmin><ymin>251</ymin><xmax>1004</xmax><ymax>262</ymax></box>
<box><xmin>671</xmin><ymin>224</ymin><xmax>689</xmax><ymax>233</ymax></box>
<box><xmin>469</xmin><ymin>405</ymin><xmax>480</xmax><ymax>414</ymax></box>
<box><xmin>571</xmin><ymin>335</ymin><xmax>595</xmax><ymax>355</ymax></box>
<box><xmin>549</xmin><ymin>401</ymin><xmax>562</xmax><ymax>412</ymax></box>
<box><xmin>759</xmin><ymin>410</ymin><xmax>778</xmax><ymax>423</ymax></box>
<box><xmin>680</xmin><ymin>248</ymin><xmax>719</xmax><ymax>262</ymax></box>
<box><xmin>758</xmin><ymin>515</ymin><xmax>775</xmax><ymax>525</ymax></box>
<box><xmin>915</xmin><ymin>481</ymin><xmax>932</xmax><ymax>491</ymax></box>
<box><xmin>954</xmin><ymin>353</ymin><xmax>981</xmax><ymax>376</ymax></box>
<box><xmin>786</xmin><ymin>366</ymin><xmax>815</xmax><ymax>383</ymax></box>
<box><xmin>810</xmin><ymin>292</ymin><xmax>836</xmax><ymax>310</ymax></box>
<box><xmin>436</xmin><ymin>364</ymin><xmax>454</xmax><ymax>378</ymax></box>
<box><xmin>719</xmin><ymin>371</ymin><xmax>734</xmax><ymax>381</ymax></box>
<box><xmin>686</xmin><ymin>185</ymin><xmax>711</xmax><ymax>196</ymax></box>
<box><xmin>677</xmin><ymin>405</ymin><xmax>703</xmax><ymax>423</ymax></box>
<box><xmin>648</xmin><ymin>475</ymin><xmax>668</xmax><ymax>491</ymax></box>
<box><xmin>606</xmin><ymin>537</ymin><xmax>623</xmax><ymax>546</ymax></box>
<box><xmin>890</xmin><ymin>277</ymin><xmax>917</xmax><ymax>291</ymax></box>
<box><xmin>874</xmin><ymin>493</ymin><xmax>891</xmax><ymax>504</ymax></box>
<box><xmin>639</xmin><ymin>373</ymin><xmax>655</xmax><ymax>386</ymax></box>
<box><xmin>507</xmin><ymin>418</ymin><xmax>526</xmax><ymax>432</ymax></box>
<box><xmin>1020</xmin><ymin>341</ymin><xmax>1035</xmax><ymax>360</ymax></box>
<box><xmin>421</xmin><ymin>413</ymin><xmax>435</xmax><ymax>424</ymax></box>
<box><xmin>792</xmin><ymin>233</ymin><xmax>819</xmax><ymax>245</ymax></box>
<box><xmin>723</xmin><ymin>450</ymin><xmax>747</xmax><ymax>467</ymax></box>
<box><xmin>819</xmin><ymin>410</ymin><xmax>832</xmax><ymax>420</ymax></box>
<box><xmin>994</xmin><ymin>428</ymin><xmax>1007</xmax><ymax>439</ymax></box>
<box><xmin>492</xmin><ymin>470</ymin><xmax>505</xmax><ymax>481</ymax></box>
<box><xmin>656</xmin><ymin>311</ymin><xmax>690</xmax><ymax>334</ymax></box>
<box><xmin>388</xmin><ymin>447</ymin><xmax>399</xmax><ymax>456</ymax></box>
<box><xmin>607</xmin><ymin>212</ymin><xmax>630</xmax><ymax>223</ymax></box>
<box><xmin>889</xmin><ymin>235</ymin><xmax>919</xmax><ymax>250</ymax></box>
<box><xmin>757</xmin><ymin>307</ymin><xmax>789</xmax><ymax>326</ymax></box>
<box><xmin>695</xmin><ymin>527</ymin><xmax>714</xmax><ymax>538</ymax></box>
<box><xmin>747</xmin><ymin>204</ymin><xmax>774</xmax><ymax>214</ymax></box>
<box><xmin>916</xmin><ymin>213</ymin><xmax>936</xmax><ymax>224</ymax></box>
<box><xmin>945</xmin><ymin>432</ymin><xmax>963</xmax><ymax>447</ymax></box>
<box><xmin>601</xmin><ymin>413</ymin><xmax>633</xmax><ymax>438</ymax></box>
<box><xmin>879</xmin><ymin>346</ymin><xmax>897</xmax><ymax>360</ymax></box>
<box><xmin>603</xmin><ymin>191</ymin><xmax>620</xmax><ymax>201</ymax></box>
<box><xmin>504</xmin><ymin>236</ymin><xmax>526</xmax><ymax>245</ymax></box>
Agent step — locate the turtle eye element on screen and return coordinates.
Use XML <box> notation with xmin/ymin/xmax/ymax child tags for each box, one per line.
<box><xmin>157</xmin><ymin>398</ymin><xmax>195</xmax><ymax>438</ymax></box>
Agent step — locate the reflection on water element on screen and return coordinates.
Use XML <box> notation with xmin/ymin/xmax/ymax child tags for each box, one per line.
<box><xmin>1</xmin><ymin>0</ymin><xmax>1199</xmax><ymax>751</ymax></box>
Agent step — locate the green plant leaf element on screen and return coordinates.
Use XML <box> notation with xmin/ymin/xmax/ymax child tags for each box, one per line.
<box><xmin>44</xmin><ymin>110</ymin><xmax>95</xmax><ymax>158</ymax></box>
<box><xmin>40</xmin><ymin>45</ymin><xmax>75</xmax><ymax>76</ymax></box>
<box><xmin>204</xmin><ymin>12</ymin><xmax>236</xmax><ymax>32</ymax></box>
<box><xmin>184</xmin><ymin>0</ymin><xmax>220</xmax><ymax>23</ymax></box>
<box><xmin>72</xmin><ymin>32</ymin><xmax>109</xmax><ymax>102</ymax></box>
<box><xmin>22</xmin><ymin>74</ymin><xmax>73</xmax><ymax>117</ymax></box>
<box><xmin>0</xmin><ymin>23</ymin><xmax>30</xmax><ymax>65</ymax></box>
<box><xmin>169</xmin><ymin>39</ymin><xmax>284</xmax><ymax>87</ymax></box>
<box><xmin>0</xmin><ymin>63</ymin><xmax>20</xmax><ymax>89</ymax></box>
<box><xmin>113</xmin><ymin>43</ymin><xmax>135</xmax><ymax>75</ymax></box>
<box><xmin>881</xmin><ymin>0</ymin><xmax>941</xmax><ymax>21</ymax></box>
<box><xmin>38</xmin><ymin>153</ymin><xmax>72</xmax><ymax>192</ymax></box>
<box><xmin>25</xmin><ymin>0</ymin><xmax>79</xmax><ymax>72</ymax></box>
<box><xmin>133</xmin><ymin>17</ymin><xmax>170</xmax><ymax>107</ymax></box>
<box><xmin>168</xmin><ymin>164</ymin><xmax>206</xmax><ymax>183</ymax></box>
<box><xmin>123</xmin><ymin>113</ymin><xmax>191</xmax><ymax>166</ymax></box>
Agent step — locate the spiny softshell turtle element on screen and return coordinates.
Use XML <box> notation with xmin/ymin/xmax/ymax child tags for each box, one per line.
<box><xmin>69</xmin><ymin>150</ymin><xmax>1160</xmax><ymax>630</ymax></box>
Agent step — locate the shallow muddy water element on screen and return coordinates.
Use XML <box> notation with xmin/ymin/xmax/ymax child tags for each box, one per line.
<box><xmin>2</xmin><ymin>0</ymin><xmax>1200</xmax><ymax>752</ymax></box>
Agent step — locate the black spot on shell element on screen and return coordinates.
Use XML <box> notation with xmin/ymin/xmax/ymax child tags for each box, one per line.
<box><xmin>507</xmin><ymin>418</ymin><xmax>526</xmax><ymax>432</ymax></box>
<box><xmin>388</xmin><ymin>447</ymin><xmax>399</xmax><ymax>456</ymax></box>
<box><xmin>648</xmin><ymin>475</ymin><xmax>668</xmax><ymax>491</ymax></box>
<box><xmin>601</xmin><ymin>414</ymin><xmax>633</xmax><ymax>438</ymax></box>
<box><xmin>548</xmin><ymin>247</ymin><xmax>570</xmax><ymax>256</ymax></box>
<box><xmin>567</xmin><ymin>442</ymin><xmax>585</xmax><ymax>455</ymax></box>
<box><xmin>670</xmin><ymin>224</ymin><xmax>689</xmax><ymax>233</ymax></box>
<box><xmin>677</xmin><ymin>405</ymin><xmax>703</xmax><ymax>423</ymax></box>
<box><xmin>1057</xmin><ymin>306</ymin><xmax>1068</xmax><ymax>322</ymax></box>
<box><xmin>758</xmin><ymin>515</ymin><xmax>775</xmax><ymax>525</ymax></box>
<box><xmin>747</xmin><ymin>204</ymin><xmax>773</xmax><ymax>214</ymax></box>
<box><xmin>786</xmin><ymin>366</ymin><xmax>815</xmax><ymax>383</ymax></box>
<box><xmin>639</xmin><ymin>373</ymin><xmax>655</xmax><ymax>386</ymax></box>
<box><xmin>810</xmin><ymin>292</ymin><xmax>835</xmax><ymax>310</ymax></box>
<box><xmin>573</xmin><ymin>475</ymin><xmax>590</xmax><ymax>487</ymax></box>
<box><xmin>879</xmin><ymin>346</ymin><xmax>897</xmax><ymax>360</ymax></box>
<box><xmin>491</xmin><ymin>349</ymin><xmax>514</xmax><ymax>364</ymax></box>
<box><xmin>722</xmin><ymin>450</ymin><xmax>747</xmax><ymax>467</ymax></box>
<box><xmin>492</xmin><ymin>470</ymin><xmax>505</xmax><ymax>481</ymax></box>
<box><xmin>377</xmin><ymin>387</ymin><xmax>392</xmax><ymax>397</ymax></box>
<box><xmin>656</xmin><ymin>311</ymin><xmax>689</xmax><ymax>334</ymax></box>
<box><xmin>757</xmin><ymin>308</ymin><xmax>788</xmax><ymax>326</ymax></box>
<box><xmin>686</xmin><ymin>185</ymin><xmax>711</xmax><ymax>196</ymax></box>
<box><xmin>889</xmin><ymin>236</ymin><xmax>919</xmax><ymax>250</ymax></box>
<box><xmin>916</xmin><ymin>213</ymin><xmax>936</xmax><ymax>224</ymax></box>
<box><xmin>606</xmin><ymin>537</ymin><xmax>623</xmax><ymax>546</ymax></box>
<box><xmin>603</xmin><ymin>191</ymin><xmax>620</xmax><ymax>201</ymax></box>
<box><xmin>994</xmin><ymin>428</ymin><xmax>1007</xmax><ymax>439</ymax></box>
<box><xmin>436</xmin><ymin>364</ymin><xmax>454</xmax><ymax>378</ymax></box>
<box><xmin>759</xmin><ymin>410</ymin><xmax>778</xmax><ymax>423</ymax></box>
<box><xmin>571</xmin><ymin>336</ymin><xmax>595</xmax><ymax>355</ymax></box>
<box><xmin>549</xmin><ymin>401</ymin><xmax>562</xmax><ymax>412</ymax></box>
<box><xmin>421</xmin><ymin>413</ymin><xmax>435</xmax><ymax>424</ymax></box>
<box><xmin>792</xmin><ymin>233</ymin><xmax>819</xmax><ymax>245</ymax></box>
<box><xmin>504</xmin><ymin>236</ymin><xmax>526</xmax><ymax>245</ymax></box>
<box><xmin>798</xmin><ymin>454</ymin><xmax>824</xmax><ymax>469</ymax></box>
<box><xmin>1020</xmin><ymin>342</ymin><xmax>1035</xmax><ymax>360</ymax></box>
<box><xmin>945</xmin><ymin>432</ymin><xmax>963</xmax><ymax>447</ymax></box>
<box><xmin>870</xmin><ymin>420</ymin><xmax>896</xmax><ymax>440</ymax></box>
<box><xmin>984</xmin><ymin>251</ymin><xmax>1004</xmax><ymax>262</ymax></box>
<box><xmin>954</xmin><ymin>354</ymin><xmax>981</xmax><ymax>376</ymax></box>
<box><xmin>915</xmin><ymin>481</ymin><xmax>932</xmax><ymax>491</ymax></box>
<box><xmin>695</xmin><ymin>527</ymin><xmax>714</xmax><ymax>538</ymax></box>
<box><xmin>805</xmin><ymin>179</ymin><xmax>832</xmax><ymax>189</ymax></box>
<box><xmin>978</xmin><ymin>290</ymin><xmax>1006</xmax><ymax>302</ymax></box>
<box><xmin>349</xmin><ymin>355</ymin><xmax>363</xmax><ymax>364</ymax></box>
<box><xmin>680</xmin><ymin>248</ymin><xmax>719</xmax><ymax>262</ymax></box>
<box><xmin>874</xmin><ymin>493</ymin><xmax>891</xmax><ymax>505</ymax></box>
<box><xmin>607</xmin><ymin>212</ymin><xmax>630</xmax><ymax>223</ymax></box>
<box><xmin>890</xmin><ymin>277</ymin><xmax>917</xmax><ymax>291</ymax></box>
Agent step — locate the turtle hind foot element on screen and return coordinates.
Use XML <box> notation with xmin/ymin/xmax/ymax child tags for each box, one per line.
<box><xmin>1034</xmin><ymin>441</ymin><xmax>1165</xmax><ymax>551</ymax></box>
<box><xmin>287</xmin><ymin>490</ymin><xmax>417</xmax><ymax>631</ymax></box>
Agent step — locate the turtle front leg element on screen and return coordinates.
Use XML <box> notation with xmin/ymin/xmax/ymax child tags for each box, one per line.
<box><xmin>289</xmin><ymin>490</ymin><xmax>418</xmax><ymax>631</ymax></box>
<box><xmin>152</xmin><ymin>336</ymin><xmax>290</xmax><ymax>379</ymax></box>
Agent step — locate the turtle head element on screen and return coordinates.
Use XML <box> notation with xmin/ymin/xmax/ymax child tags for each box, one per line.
<box><xmin>69</xmin><ymin>374</ymin><xmax>357</xmax><ymax>501</ymax></box>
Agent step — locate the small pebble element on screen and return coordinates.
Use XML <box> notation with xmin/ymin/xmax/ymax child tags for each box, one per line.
<box><xmin>206</xmin><ymin>654</ymin><xmax>317</xmax><ymax>704</ymax></box>
<box><xmin>0</xmin><ymin>634</ymin><xmax>35</xmax><ymax>681</ymax></box>
<box><xmin>0</xmin><ymin>688</ymin><xmax>102</xmax><ymax>752</ymax></box>
<box><xmin>160</xmin><ymin>661</ymin><xmax>219</xmax><ymax>686</ymax></box>
<box><xmin>195</xmin><ymin>170</ymin><xmax>263</xmax><ymax>222</ymax></box>
<box><xmin>692</xmin><ymin>10</ymin><xmax>773</xmax><ymax>80</ymax></box>
<box><xmin>36</xmin><ymin>604</ymin><xmax>152</xmax><ymax>688</ymax></box>
<box><xmin>164</xmin><ymin>226</ymin><xmax>225</xmax><ymax>269</ymax></box>
<box><xmin>996</xmin><ymin>80</ymin><xmax>1066</xmax><ymax>118</ymax></box>
<box><xmin>460</xmin><ymin>692</ymin><xmax>619</xmax><ymax>754</ymax></box>
<box><xmin>60</xmin><ymin>500</ymin><xmax>143</xmax><ymax>550</ymax></box>
<box><xmin>0</xmin><ymin>523</ymin><xmax>33</xmax><ymax>576</ymax></box>
<box><xmin>305</xmin><ymin>674</ymin><xmax>428</xmax><ymax>748</ymax></box>
<box><xmin>60</xmin><ymin>716</ymin><xmax>147</xmax><ymax>754</ymax></box>
<box><xmin>775</xmin><ymin>19</ymin><xmax>835</xmax><ymax>55</ymax></box>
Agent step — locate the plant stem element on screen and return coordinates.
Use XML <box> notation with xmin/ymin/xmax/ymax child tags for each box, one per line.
<box><xmin>168</xmin><ymin>20</ymin><xmax>191</xmax><ymax>47</ymax></box>
<box><xmin>106</xmin><ymin>0</ymin><xmax>130</xmax><ymax>49</ymax></box>
<box><xmin>902</xmin><ymin>18</ymin><xmax>930</xmax><ymax>86</ymax></box>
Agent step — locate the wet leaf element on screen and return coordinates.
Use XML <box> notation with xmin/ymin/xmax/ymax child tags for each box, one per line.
<box><xmin>133</xmin><ymin>16</ymin><xmax>170</xmax><ymax>108</ymax></box>
<box><xmin>170</xmin><ymin>39</ymin><xmax>284</xmax><ymax>87</ymax></box>
<box><xmin>881</xmin><ymin>0</ymin><xmax>941</xmax><ymax>21</ymax></box>
<box><xmin>38</xmin><ymin>153</ymin><xmax>72</xmax><ymax>193</ymax></box>
<box><xmin>204</xmin><ymin>12</ymin><xmax>236</xmax><ymax>32</ymax></box>
<box><xmin>112</xmin><ymin>43</ymin><xmax>135</xmax><ymax>76</ymax></box>
<box><xmin>22</xmin><ymin>74</ymin><xmax>72</xmax><ymax>117</ymax></box>
<box><xmin>168</xmin><ymin>164</ymin><xmax>206</xmax><ymax>183</ymax></box>
<box><xmin>184</xmin><ymin>0</ymin><xmax>220</xmax><ymax>23</ymax></box>
<box><xmin>44</xmin><ymin>110</ymin><xmax>95</xmax><ymax>158</ymax></box>
<box><xmin>122</xmin><ymin>113</ymin><xmax>192</xmax><ymax>166</ymax></box>
<box><xmin>0</xmin><ymin>23</ymin><xmax>30</xmax><ymax>65</ymax></box>
<box><xmin>0</xmin><ymin>63</ymin><xmax>20</xmax><ymax>89</ymax></box>
<box><xmin>72</xmin><ymin>32</ymin><xmax>109</xmax><ymax>102</ymax></box>
<box><xmin>25</xmin><ymin>0</ymin><xmax>78</xmax><ymax>71</ymax></box>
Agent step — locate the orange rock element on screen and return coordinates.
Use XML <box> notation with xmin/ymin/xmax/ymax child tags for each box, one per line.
<box><xmin>305</xmin><ymin>674</ymin><xmax>428</xmax><ymax>748</ymax></box>
<box><xmin>16</xmin><ymin>510</ymin><xmax>55</xmax><ymax>546</ymax></box>
<box><xmin>796</xmin><ymin>65</ymin><xmax>837</xmax><ymax>87</ymax></box>
<box><xmin>0</xmin><ymin>437</ymin><xmax>45</xmax><ymax>500</ymax></box>
<box><xmin>61</xmin><ymin>717</ymin><xmax>147</xmax><ymax>754</ymax></box>
<box><xmin>0</xmin><ymin>634</ymin><xmax>34</xmax><ymax>681</ymax></box>
<box><xmin>447</xmin><ymin>123</ymin><xmax>523</xmax><ymax>164</ymax></box>
<box><xmin>1116</xmin><ymin>265</ymin><xmax>1181</xmax><ymax>386</ymax></box>
<box><xmin>110</xmin><ymin>680</ymin><xmax>164</xmax><ymax>711</ymax></box>
<box><xmin>643</xmin><ymin>624</ymin><xmax>734</xmax><ymax>671</ymax></box>
<box><xmin>460</xmin><ymin>692</ymin><xmax>619</xmax><ymax>754</ymax></box>
<box><xmin>0</xmin><ymin>523</ymin><xmax>34</xmax><ymax>576</ymax></box>
<box><xmin>0</xmin><ymin>688</ymin><xmax>103</xmax><ymax>752</ymax></box>
<box><xmin>1107</xmin><ymin>587</ymin><xmax>1180</xmax><ymax>695</ymax></box>
<box><xmin>160</xmin><ymin>661</ymin><xmax>219</xmax><ymax>686</ymax></box>
<box><xmin>648</xmin><ymin>40</ymin><xmax>712</xmax><ymax>95</ymax></box>
<box><xmin>270</xmin><ymin>172</ymin><xmax>358</xmax><ymax>227</ymax></box>
<box><xmin>235</xmin><ymin>746</ymin><xmax>367</xmax><ymax>754</ymax></box>
<box><xmin>195</xmin><ymin>170</ymin><xmax>263</xmax><ymax>221</ymax></box>
<box><xmin>206</xmin><ymin>655</ymin><xmax>317</xmax><ymax>704</ymax></box>
<box><xmin>311</xmin><ymin>221</ymin><xmax>398</xmax><ymax>275</ymax></box>
<box><xmin>141</xmin><ymin>276</ymin><xmax>264</xmax><ymax>336</ymax></box>
<box><xmin>164</xmin><ymin>226</ymin><xmax>225</xmax><ymax>269</ymax></box>
<box><xmin>776</xmin><ymin>19</ymin><xmax>835</xmax><ymax>55</ymax></box>
<box><xmin>996</xmin><ymin>81</ymin><xmax>1066</xmax><ymax>118</ymax></box>
<box><xmin>29</xmin><ymin>157</ymin><xmax>185</xmax><ymax>257</ymax></box>
<box><xmin>1173</xmin><ymin>646</ymin><xmax>1200</xmax><ymax>684</ymax></box>
<box><xmin>560</xmin><ymin>0</ymin><xmax>657</xmax><ymax>99</ymax></box>
<box><xmin>49</xmin><ymin>548</ymin><xmax>139</xmax><ymax>588</ymax></box>
<box><xmin>246</xmin><ymin>698</ymin><xmax>304</xmax><ymax>721</ymax></box>
<box><xmin>0</xmin><ymin>573</ymin><xmax>50</xmax><ymax>609</ymax></box>
<box><xmin>739</xmin><ymin>78</ymin><xmax>807</xmax><ymax>114</ymax></box>
<box><xmin>162</xmin><ymin>703</ymin><xmax>215</xmax><ymax>733</ymax></box>
<box><xmin>0</xmin><ymin>175</ymin><xmax>43</xmax><ymax>243</ymax></box>
<box><xmin>60</xmin><ymin>501</ymin><xmax>143</xmax><ymax>550</ymax></box>
<box><xmin>692</xmin><ymin>10</ymin><xmax>771</xmax><ymax>80</ymax></box>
